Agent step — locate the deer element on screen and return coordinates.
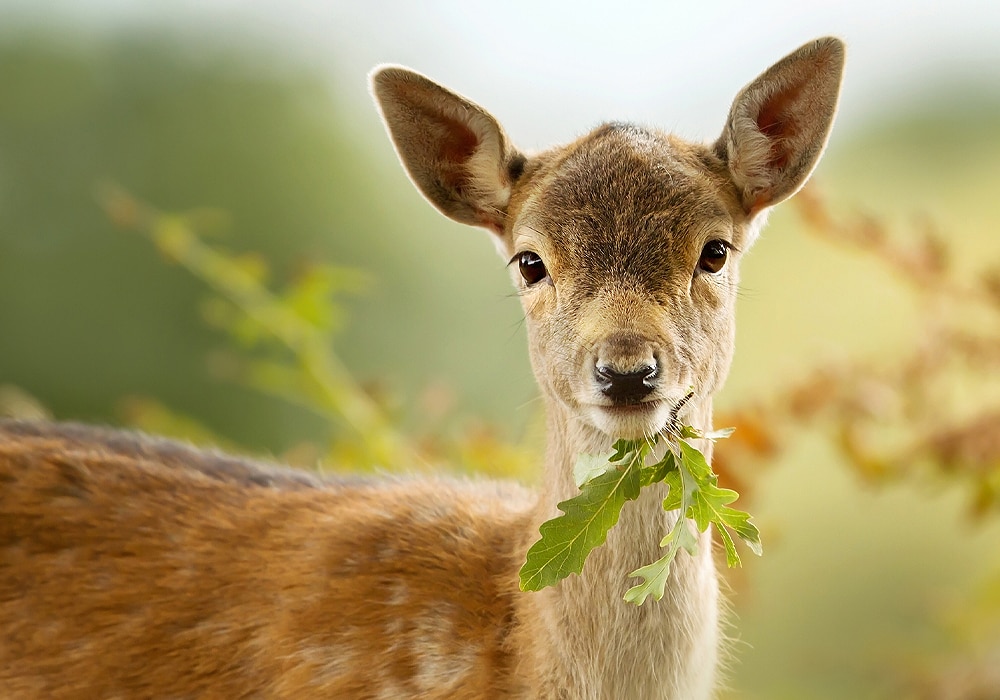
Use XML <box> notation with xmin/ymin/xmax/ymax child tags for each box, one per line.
<box><xmin>0</xmin><ymin>37</ymin><xmax>844</xmax><ymax>699</ymax></box>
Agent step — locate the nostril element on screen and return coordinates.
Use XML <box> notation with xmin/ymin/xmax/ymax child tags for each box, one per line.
<box><xmin>594</xmin><ymin>364</ymin><xmax>616</xmax><ymax>394</ymax></box>
<box><xmin>593</xmin><ymin>362</ymin><xmax>659</xmax><ymax>405</ymax></box>
<box><xmin>595</xmin><ymin>364</ymin><xmax>616</xmax><ymax>380</ymax></box>
<box><xmin>640</xmin><ymin>364</ymin><xmax>658</xmax><ymax>382</ymax></box>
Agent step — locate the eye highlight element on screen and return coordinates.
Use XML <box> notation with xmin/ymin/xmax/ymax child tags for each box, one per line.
<box><xmin>517</xmin><ymin>251</ymin><xmax>549</xmax><ymax>285</ymax></box>
<box><xmin>698</xmin><ymin>240</ymin><xmax>730</xmax><ymax>274</ymax></box>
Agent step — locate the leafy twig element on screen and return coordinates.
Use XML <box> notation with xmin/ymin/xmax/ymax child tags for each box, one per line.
<box><xmin>519</xmin><ymin>426</ymin><xmax>761</xmax><ymax>606</ymax></box>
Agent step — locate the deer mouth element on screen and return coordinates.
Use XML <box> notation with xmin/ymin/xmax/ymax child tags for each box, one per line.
<box><xmin>602</xmin><ymin>400</ymin><xmax>664</xmax><ymax>414</ymax></box>
<box><xmin>586</xmin><ymin>399</ymin><xmax>672</xmax><ymax>439</ymax></box>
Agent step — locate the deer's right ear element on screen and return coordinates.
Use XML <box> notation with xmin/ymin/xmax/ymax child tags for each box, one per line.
<box><xmin>371</xmin><ymin>66</ymin><xmax>524</xmax><ymax>236</ymax></box>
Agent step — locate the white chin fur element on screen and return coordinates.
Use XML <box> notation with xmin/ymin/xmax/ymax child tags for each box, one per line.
<box><xmin>585</xmin><ymin>402</ymin><xmax>675</xmax><ymax>440</ymax></box>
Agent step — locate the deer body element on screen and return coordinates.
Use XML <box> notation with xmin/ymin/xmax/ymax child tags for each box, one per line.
<box><xmin>0</xmin><ymin>38</ymin><xmax>844</xmax><ymax>699</ymax></box>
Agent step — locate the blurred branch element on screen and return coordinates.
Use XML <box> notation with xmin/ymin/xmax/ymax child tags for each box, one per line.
<box><xmin>98</xmin><ymin>183</ymin><xmax>418</xmax><ymax>470</ymax></box>
<box><xmin>711</xmin><ymin>185</ymin><xmax>1000</xmax><ymax>699</ymax></box>
<box><xmin>716</xmin><ymin>186</ymin><xmax>1000</xmax><ymax>516</ymax></box>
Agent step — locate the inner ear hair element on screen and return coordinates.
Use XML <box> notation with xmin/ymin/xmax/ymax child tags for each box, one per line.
<box><xmin>718</xmin><ymin>37</ymin><xmax>845</xmax><ymax>216</ymax></box>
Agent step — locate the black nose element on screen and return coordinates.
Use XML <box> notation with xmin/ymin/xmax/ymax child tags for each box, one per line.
<box><xmin>595</xmin><ymin>362</ymin><xmax>658</xmax><ymax>405</ymax></box>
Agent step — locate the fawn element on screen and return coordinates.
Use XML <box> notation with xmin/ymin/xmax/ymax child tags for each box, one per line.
<box><xmin>0</xmin><ymin>37</ymin><xmax>844</xmax><ymax>698</ymax></box>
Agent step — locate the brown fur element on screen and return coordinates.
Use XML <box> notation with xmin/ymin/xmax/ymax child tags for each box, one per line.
<box><xmin>0</xmin><ymin>421</ymin><xmax>534</xmax><ymax>698</ymax></box>
<box><xmin>0</xmin><ymin>38</ymin><xmax>844</xmax><ymax>698</ymax></box>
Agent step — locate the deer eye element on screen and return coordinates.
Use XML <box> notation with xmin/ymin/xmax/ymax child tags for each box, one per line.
<box><xmin>518</xmin><ymin>251</ymin><xmax>549</xmax><ymax>285</ymax></box>
<box><xmin>698</xmin><ymin>240</ymin><xmax>730</xmax><ymax>274</ymax></box>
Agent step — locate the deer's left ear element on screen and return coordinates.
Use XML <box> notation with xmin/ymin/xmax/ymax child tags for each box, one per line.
<box><xmin>717</xmin><ymin>37</ymin><xmax>845</xmax><ymax>217</ymax></box>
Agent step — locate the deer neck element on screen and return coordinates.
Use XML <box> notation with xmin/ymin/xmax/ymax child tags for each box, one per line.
<box><xmin>521</xmin><ymin>397</ymin><xmax>721</xmax><ymax>699</ymax></box>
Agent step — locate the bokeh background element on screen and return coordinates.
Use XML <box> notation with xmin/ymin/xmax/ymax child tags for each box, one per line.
<box><xmin>2</xmin><ymin>1</ymin><xmax>1000</xmax><ymax>698</ymax></box>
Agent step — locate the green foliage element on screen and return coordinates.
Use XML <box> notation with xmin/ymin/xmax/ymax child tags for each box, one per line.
<box><xmin>101</xmin><ymin>186</ymin><xmax>412</xmax><ymax>468</ymax></box>
<box><xmin>520</xmin><ymin>427</ymin><xmax>761</xmax><ymax>605</ymax></box>
<box><xmin>519</xmin><ymin>441</ymin><xmax>645</xmax><ymax>592</ymax></box>
<box><xmin>625</xmin><ymin>438</ymin><xmax>761</xmax><ymax>604</ymax></box>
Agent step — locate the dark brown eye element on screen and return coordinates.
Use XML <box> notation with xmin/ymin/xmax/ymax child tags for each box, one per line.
<box><xmin>518</xmin><ymin>251</ymin><xmax>548</xmax><ymax>285</ymax></box>
<box><xmin>698</xmin><ymin>240</ymin><xmax>729</xmax><ymax>274</ymax></box>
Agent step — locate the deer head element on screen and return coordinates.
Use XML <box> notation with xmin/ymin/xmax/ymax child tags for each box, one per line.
<box><xmin>372</xmin><ymin>37</ymin><xmax>844</xmax><ymax>440</ymax></box>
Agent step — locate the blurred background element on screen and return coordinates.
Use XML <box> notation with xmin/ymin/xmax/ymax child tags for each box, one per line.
<box><xmin>2</xmin><ymin>1</ymin><xmax>1000</xmax><ymax>697</ymax></box>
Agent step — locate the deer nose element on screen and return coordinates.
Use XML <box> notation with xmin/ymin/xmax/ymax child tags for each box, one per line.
<box><xmin>594</xmin><ymin>362</ymin><xmax>659</xmax><ymax>405</ymax></box>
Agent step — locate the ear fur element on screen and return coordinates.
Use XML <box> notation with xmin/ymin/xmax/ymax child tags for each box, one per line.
<box><xmin>370</xmin><ymin>66</ymin><xmax>524</xmax><ymax>234</ymax></box>
<box><xmin>717</xmin><ymin>37</ymin><xmax>845</xmax><ymax>217</ymax></box>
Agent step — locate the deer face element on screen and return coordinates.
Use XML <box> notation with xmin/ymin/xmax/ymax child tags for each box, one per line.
<box><xmin>504</xmin><ymin>125</ymin><xmax>751</xmax><ymax>438</ymax></box>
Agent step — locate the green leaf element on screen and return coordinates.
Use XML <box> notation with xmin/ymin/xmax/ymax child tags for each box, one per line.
<box><xmin>678</xmin><ymin>439</ymin><xmax>713</xmax><ymax>481</ymax></box>
<box><xmin>609</xmin><ymin>438</ymin><xmax>646</xmax><ymax>464</ymax></box>
<box><xmin>660</xmin><ymin>518</ymin><xmax>698</xmax><ymax>556</ymax></box>
<box><xmin>640</xmin><ymin>450</ymin><xmax>677</xmax><ymax>487</ymax></box>
<box><xmin>623</xmin><ymin>553</ymin><xmax>674</xmax><ymax>605</ymax></box>
<box><xmin>574</xmin><ymin>451</ymin><xmax>612</xmax><ymax>488</ymax></box>
<box><xmin>659</xmin><ymin>464</ymin><xmax>684</xmax><ymax>511</ymax></box>
<box><xmin>719</xmin><ymin>506</ymin><xmax>763</xmax><ymax>557</ymax></box>
<box><xmin>678</xmin><ymin>439</ymin><xmax>762</xmax><ymax>563</ymax></box>
<box><xmin>716</xmin><ymin>523</ymin><xmax>741</xmax><ymax>568</ymax></box>
<box><xmin>686</xmin><ymin>480</ymin><xmax>738</xmax><ymax>532</ymax></box>
<box><xmin>519</xmin><ymin>449</ymin><xmax>643</xmax><ymax>591</ymax></box>
<box><xmin>662</xmin><ymin>516</ymin><xmax>700</xmax><ymax>556</ymax></box>
<box><xmin>608</xmin><ymin>439</ymin><xmax>631</xmax><ymax>462</ymax></box>
<box><xmin>624</xmin><ymin>517</ymin><xmax>698</xmax><ymax>604</ymax></box>
<box><xmin>679</xmin><ymin>424</ymin><xmax>702</xmax><ymax>440</ymax></box>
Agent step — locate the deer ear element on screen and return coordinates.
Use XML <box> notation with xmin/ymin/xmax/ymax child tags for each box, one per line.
<box><xmin>717</xmin><ymin>37</ymin><xmax>845</xmax><ymax>217</ymax></box>
<box><xmin>371</xmin><ymin>66</ymin><xmax>524</xmax><ymax>235</ymax></box>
